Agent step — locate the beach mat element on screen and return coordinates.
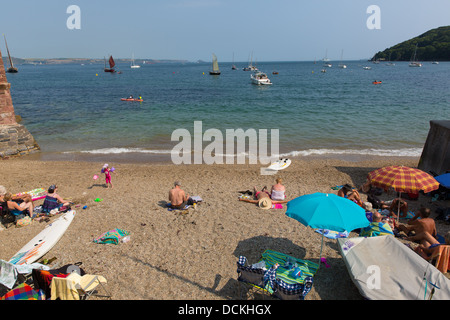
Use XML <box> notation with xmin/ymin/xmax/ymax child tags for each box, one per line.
<box><xmin>14</xmin><ymin>188</ymin><xmax>47</xmax><ymax>201</ymax></box>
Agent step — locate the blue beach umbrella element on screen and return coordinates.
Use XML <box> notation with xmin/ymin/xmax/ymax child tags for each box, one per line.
<box><xmin>286</xmin><ymin>193</ymin><xmax>370</xmax><ymax>268</ymax></box>
<box><xmin>435</xmin><ymin>173</ymin><xmax>450</xmax><ymax>189</ymax></box>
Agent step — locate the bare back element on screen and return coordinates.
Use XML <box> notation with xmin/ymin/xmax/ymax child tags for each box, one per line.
<box><xmin>169</xmin><ymin>187</ymin><xmax>186</xmax><ymax>206</ymax></box>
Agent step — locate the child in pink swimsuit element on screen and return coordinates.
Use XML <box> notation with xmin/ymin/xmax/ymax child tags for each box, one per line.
<box><xmin>102</xmin><ymin>164</ymin><xmax>114</xmax><ymax>189</ymax></box>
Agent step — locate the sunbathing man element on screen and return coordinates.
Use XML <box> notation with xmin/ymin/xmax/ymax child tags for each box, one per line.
<box><xmin>169</xmin><ymin>181</ymin><xmax>189</xmax><ymax>209</ymax></box>
<box><xmin>398</xmin><ymin>207</ymin><xmax>437</xmax><ymax>247</ymax></box>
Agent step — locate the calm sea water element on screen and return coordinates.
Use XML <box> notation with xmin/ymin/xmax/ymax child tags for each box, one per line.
<box><xmin>6</xmin><ymin>60</ymin><xmax>450</xmax><ymax>163</ymax></box>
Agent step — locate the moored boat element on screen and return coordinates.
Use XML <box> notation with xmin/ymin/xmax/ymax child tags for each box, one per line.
<box><xmin>3</xmin><ymin>35</ymin><xmax>18</xmax><ymax>73</ymax></box>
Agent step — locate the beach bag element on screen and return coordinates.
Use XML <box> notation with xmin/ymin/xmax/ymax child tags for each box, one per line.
<box><xmin>93</xmin><ymin>228</ymin><xmax>130</xmax><ymax>245</ymax></box>
<box><xmin>16</xmin><ymin>216</ymin><xmax>32</xmax><ymax>228</ymax></box>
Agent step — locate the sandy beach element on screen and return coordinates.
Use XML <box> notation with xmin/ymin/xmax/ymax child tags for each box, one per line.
<box><xmin>0</xmin><ymin>156</ymin><xmax>449</xmax><ymax>300</ymax></box>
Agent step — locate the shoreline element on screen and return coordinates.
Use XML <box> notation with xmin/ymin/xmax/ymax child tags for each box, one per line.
<box><xmin>18</xmin><ymin>149</ymin><xmax>422</xmax><ymax>166</ymax></box>
<box><xmin>1</xmin><ymin>156</ymin><xmax>448</xmax><ymax>300</ymax></box>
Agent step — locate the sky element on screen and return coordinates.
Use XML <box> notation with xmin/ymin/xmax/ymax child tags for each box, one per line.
<box><xmin>1</xmin><ymin>0</ymin><xmax>450</xmax><ymax>62</ymax></box>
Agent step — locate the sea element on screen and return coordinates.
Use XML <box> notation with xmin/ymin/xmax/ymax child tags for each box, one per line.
<box><xmin>6</xmin><ymin>60</ymin><xmax>450</xmax><ymax>164</ymax></box>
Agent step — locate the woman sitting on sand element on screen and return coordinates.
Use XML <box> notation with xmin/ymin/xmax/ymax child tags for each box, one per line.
<box><xmin>42</xmin><ymin>185</ymin><xmax>71</xmax><ymax>213</ymax></box>
<box><xmin>270</xmin><ymin>178</ymin><xmax>286</xmax><ymax>201</ymax></box>
<box><xmin>338</xmin><ymin>184</ymin><xmax>363</xmax><ymax>206</ymax></box>
<box><xmin>3</xmin><ymin>192</ymin><xmax>34</xmax><ymax>221</ymax></box>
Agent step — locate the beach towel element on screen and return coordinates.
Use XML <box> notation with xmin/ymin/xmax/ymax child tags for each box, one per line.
<box><xmin>260</xmin><ymin>250</ymin><xmax>319</xmax><ymax>288</ymax></box>
<box><xmin>359</xmin><ymin>221</ymin><xmax>394</xmax><ymax>237</ymax></box>
<box><xmin>433</xmin><ymin>245</ymin><xmax>450</xmax><ymax>274</ymax></box>
<box><xmin>93</xmin><ymin>228</ymin><xmax>130</xmax><ymax>245</ymax></box>
<box><xmin>315</xmin><ymin>229</ymin><xmax>349</xmax><ymax>239</ymax></box>
<box><xmin>0</xmin><ymin>260</ymin><xmax>49</xmax><ymax>289</ymax></box>
<box><xmin>0</xmin><ymin>283</ymin><xmax>43</xmax><ymax>300</ymax></box>
<box><xmin>14</xmin><ymin>188</ymin><xmax>47</xmax><ymax>202</ymax></box>
<box><xmin>166</xmin><ymin>203</ymin><xmax>190</xmax><ymax>211</ymax></box>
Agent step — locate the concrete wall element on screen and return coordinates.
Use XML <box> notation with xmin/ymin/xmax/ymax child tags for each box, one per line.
<box><xmin>418</xmin><ymin>120</ymin><xmax>450</xmax><ymax>175</ymax></box>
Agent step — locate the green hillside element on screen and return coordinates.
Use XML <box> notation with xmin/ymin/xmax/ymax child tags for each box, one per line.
<box><xmin>372</xmin><ymin>26</ymin><xmax>450</xmax><ymax>61</ymax></box>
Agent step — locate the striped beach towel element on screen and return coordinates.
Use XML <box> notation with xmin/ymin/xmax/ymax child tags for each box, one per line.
<box><xmin>359</xmin><ymin>222</ymin><xmax>393</xmax><ymax>237</ymax></box>
<box><xmin>93</xmin><ymin>229</ymin><xmax>130</xmax><ymax>245</ymax></box>
<box><xmin>260</xmin><ymin>250</ymin><xmax>318</xmax><ymax>289</ymax></box>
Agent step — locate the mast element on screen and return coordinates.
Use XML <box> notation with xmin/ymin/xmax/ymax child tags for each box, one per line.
<box><xmin>3</xmin><ymin>34</ymin><xmax>17</xmax><ymax>72</ymax></box>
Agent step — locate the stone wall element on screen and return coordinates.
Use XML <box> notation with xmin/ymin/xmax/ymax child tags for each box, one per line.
<box><xmin>0</xmin><ymin>49</ymin><xmax>40</xmax><ymax>156</ymax></box>
<box><xmin>0</xmin><ymin>124</ymin><xmax>40</xmax><ymax>157</ymax></box>
<box><xmin>418</xmin><ymin>120</ymin><xmax>450</xmax><ymax>175</ymax></box>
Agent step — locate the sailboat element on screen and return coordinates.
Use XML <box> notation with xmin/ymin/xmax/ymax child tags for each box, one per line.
<box><xmin>322</xmin><ymin>49</ymin><xmax>332</xmax><ymax>67</ymax></box>
<box><xmin>231</xmin><ymin>52</ymin><xmax>237</xmax><ymax>70</ymax></box>
<box><xmin>104</xmin><ymin>55</ymin><xmax>116</xmax><ymax>73</ymax></box>
<box><xmin>209</xmin><ymin>53</ymin><xmax>221</xmax><ymax>75</ymax></box>
<box><xmin>386</xmin><ymin>52</ymin><xmax>395</xmax><ymax>66</ymax></box>
<box><xmin>130</xmin><ymin>53</ymin><xmax>140</xmax><ymax>69</ymax></box>
<box><xmin>338</xmin><ymin>50</ymin><xmax>347</xmax><ymax>69</ymax></box>
<box><xmin>243</xmin><ymin>52</ymin><xmax>258</xmax><ymax>71</ymax></box>
<box><xmin>409</xmin><ymin>44</ymin><xmax>422</xmax><ymax>67</ymax></box>
<box><xmin>3</xmin><ymin>35</ymin><xmax>18</xmax><ymax>73</ymax></box>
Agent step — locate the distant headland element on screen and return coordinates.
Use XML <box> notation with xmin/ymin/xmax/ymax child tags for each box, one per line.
<box><xmin>372</xmin><ymin>26</ymin><xmax>450</xmax><ymax>62</ymax></box>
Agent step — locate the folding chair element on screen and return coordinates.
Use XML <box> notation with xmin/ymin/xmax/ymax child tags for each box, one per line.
<box><xmin>236</xmin><ymin>256</ymin><xmax>270</xmax><ymax>299</ymax></box>
<box><xmin>272</xmin><ymin>276</ymin><xmax>313</xmax><ymax>300</ymax></box>
<box><xmin>50</xmin><ymin>273</ymin><xmax>111</xmax><ymax>300</ymax></box>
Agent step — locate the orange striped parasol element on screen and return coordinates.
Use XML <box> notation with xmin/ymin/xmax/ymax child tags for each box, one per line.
<box><xmin>367</xmin><ymin>165</ymin><xmax>439</xmax><ymax>194</ymax></box>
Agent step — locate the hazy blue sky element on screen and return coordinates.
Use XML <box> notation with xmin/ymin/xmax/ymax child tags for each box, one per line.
<box><xmin>1</xmin><ymin>0</ymin><xmax>450</xmax><ymax>62</ymax></box>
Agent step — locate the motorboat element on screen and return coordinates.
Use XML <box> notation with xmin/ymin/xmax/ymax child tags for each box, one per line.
<box><xmin>251</xmin><ymin>71</ymin><xmax>272</xmax><ymax>85</ymax></box>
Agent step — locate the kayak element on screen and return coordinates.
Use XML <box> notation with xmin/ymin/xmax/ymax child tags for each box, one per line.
<box><xmin>121</xmin><ymin>98</ymin><xmax>143</xmax><ymax>102</ymax></box>
<box><xmin>372</xmin><ymin>81</ymin><xmax>382</xmax><ymax>84</ymax></box>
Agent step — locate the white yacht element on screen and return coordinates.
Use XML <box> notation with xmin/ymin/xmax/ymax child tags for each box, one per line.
<box><xmin>251</xmin><ymin>71</ymin><xmax>272</xmax><ymax>85</ymax></box>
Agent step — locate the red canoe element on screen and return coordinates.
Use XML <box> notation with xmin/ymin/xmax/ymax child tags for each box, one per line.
<box><xmin>121</xmin><ymin>98</ymin><xmax>143</xmax><ymax>102</ymax></box>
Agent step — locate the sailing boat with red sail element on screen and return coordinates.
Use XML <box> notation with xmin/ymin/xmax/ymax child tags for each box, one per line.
<box><xmin>104</xmin><ymin>55</ymin><xmax>116</xmax><ymax>73</ymax></box>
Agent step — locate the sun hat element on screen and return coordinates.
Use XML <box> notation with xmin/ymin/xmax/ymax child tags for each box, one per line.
<box><xmin>258</xmin><ymin>197</ymin><xmax>272</xmax><ymax>210</ymax></box>
<box><xmin>103</xmin><ymin>164</ymin><xmax>109</xmax><ymax>169</ymax></box>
